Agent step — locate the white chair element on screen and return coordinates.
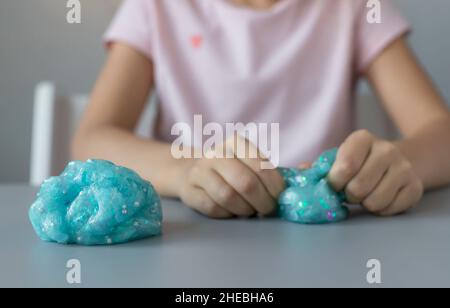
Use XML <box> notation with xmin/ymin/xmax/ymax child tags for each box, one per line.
<box><xmin>29</xmin><ymin>81</ymin><xmax>158</xmax><ymax>186</ymax></box>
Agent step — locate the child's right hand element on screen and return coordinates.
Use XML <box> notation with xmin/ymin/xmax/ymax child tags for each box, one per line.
<box><xmin>177</xmin><ymin>136</ymin><xmax>285</xmax><ymax>218</ymax></box>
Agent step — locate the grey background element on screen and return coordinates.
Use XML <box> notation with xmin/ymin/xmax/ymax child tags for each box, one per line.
<box><xmin>1</xmin><ymin>0</ymin><xmax>449</xmax><ymax>183</ymax></box>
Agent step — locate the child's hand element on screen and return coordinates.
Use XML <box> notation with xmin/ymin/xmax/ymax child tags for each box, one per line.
<box><xmin>178</xmin><ymin>136</ymin><xmax>285</xmax><ymax>218</ymax></box>
<box><xmin>328</xmin><ymin>130</ymin><xmax>424</xmax><ymax>216</ymax></box>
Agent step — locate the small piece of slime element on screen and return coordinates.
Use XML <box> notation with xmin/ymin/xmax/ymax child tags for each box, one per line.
<box><xmin>278</xmin><ymin>148</ymin><xmax>349</xmax><ymax>224</ymax></box>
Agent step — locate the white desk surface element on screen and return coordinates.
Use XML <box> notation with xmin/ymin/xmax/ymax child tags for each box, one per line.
<box><xmin>1</xmin><ymin>184</ymin><xmax>449</xmax><ymax>287</ymax></box>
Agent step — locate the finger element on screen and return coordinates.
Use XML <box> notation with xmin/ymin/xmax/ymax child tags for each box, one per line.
<box><xmin>377</xmin><ymin>179</ymin><xmax>423</xmax><ymax>217</ymax></box>
<box><xmin>183</xmin><ymin>186</ymin><xmax>234</xmax><ymax>219</ymax></box>
<box><xmin>213</xmin><ymin>159</ymin><xmax>277</xmax><ymax>216</ymax></box>
<box><xmin>328</xmin><ymin>130</ymin><xmax>374</xmax><ymax>191</ymax></box>
<box><xmin>361</xmin><ymin>164</ymin><xmax>408</xmax><ymax>213</ymax></box>
<box><xmin>193</xmin><ymin>167</ymin><xmax>255</xmax><ymax>217</ymax></box>
<box><xmin>225</xmin><ymin>134</ymin><xmax>285</xmax><ymax>199</ymax></box>
<box><xmin>345</xmin><ymin>146</ymin><xmax>391</xmax><ymax>204</ymax></box>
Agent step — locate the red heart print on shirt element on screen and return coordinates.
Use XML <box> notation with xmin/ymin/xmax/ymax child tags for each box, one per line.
<box><xmin>191</xmin><ymin>34</ymin><xmax>203</xmax><ymax>49</ymax></box>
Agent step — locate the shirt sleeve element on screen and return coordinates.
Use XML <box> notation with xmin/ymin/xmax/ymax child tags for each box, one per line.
<box><xmin>355</xmin><ymin>0</ymin><xmax>411</xmax><ymax>73</ymax></box>
<box><xmin>103</xmin><ymin>0</ymin><xmax>154</xmax><ymax>60</ymax></box>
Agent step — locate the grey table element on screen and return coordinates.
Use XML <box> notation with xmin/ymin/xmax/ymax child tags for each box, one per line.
<box><xmin>0</xmin><ymin>184</ymin><xmax>449</xmax><ymax>288</ymax></box>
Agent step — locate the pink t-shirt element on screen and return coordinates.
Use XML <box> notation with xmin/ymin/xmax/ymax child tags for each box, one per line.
<box><xmin>104</xmin><ymin>0</ymin><xmax>409</xmax><ymax>167</ymax></box>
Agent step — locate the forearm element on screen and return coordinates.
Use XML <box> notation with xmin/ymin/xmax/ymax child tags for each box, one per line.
<box><xmin>72</xmin><ymin>126</ymin><xmax>188</xmax><ymax>198</ymax></box>
<box><xmin>395</xmin><ymin>116</ymin><xmax>450</xmax><ymax>190</ymax></box>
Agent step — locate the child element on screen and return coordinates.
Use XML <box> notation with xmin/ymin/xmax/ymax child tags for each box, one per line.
<box><xmin>72</xmin><ymin>0</ymin><xmax>450</xmax><ymax>218</ymax></box>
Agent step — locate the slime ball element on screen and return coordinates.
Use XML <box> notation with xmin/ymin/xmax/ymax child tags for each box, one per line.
<box><xmin>278</xmin><ymin>148</ymin><xmax>349</xmax><ymax>224</ymax></box>
<box><xmin>29</xmin><ymin>160</ymin><xmax>162</xmax><ymax>245</ymax></box>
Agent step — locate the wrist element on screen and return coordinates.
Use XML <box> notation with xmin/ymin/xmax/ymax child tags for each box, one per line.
<box><xmin>169</xmin><ymin>158</ymin><xmax>195</xmax><ymax>198</ymax></box>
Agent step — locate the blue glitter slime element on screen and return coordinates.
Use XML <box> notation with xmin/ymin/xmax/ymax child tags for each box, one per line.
<box><xmin>278</xmin><ymin>148</ymin><xmax>349</xmax><ymax>224</ymax></box>
<box><xmin>29</xmin><ymin>160</ymin><xmax>162</xmax><ymax>245</ymax></box>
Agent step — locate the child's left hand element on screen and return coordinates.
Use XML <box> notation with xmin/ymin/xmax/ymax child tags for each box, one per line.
<box><xmin>327</xmin><ymin>130</ymin><xmax>424</xmax><ymax>216</ymax></box>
